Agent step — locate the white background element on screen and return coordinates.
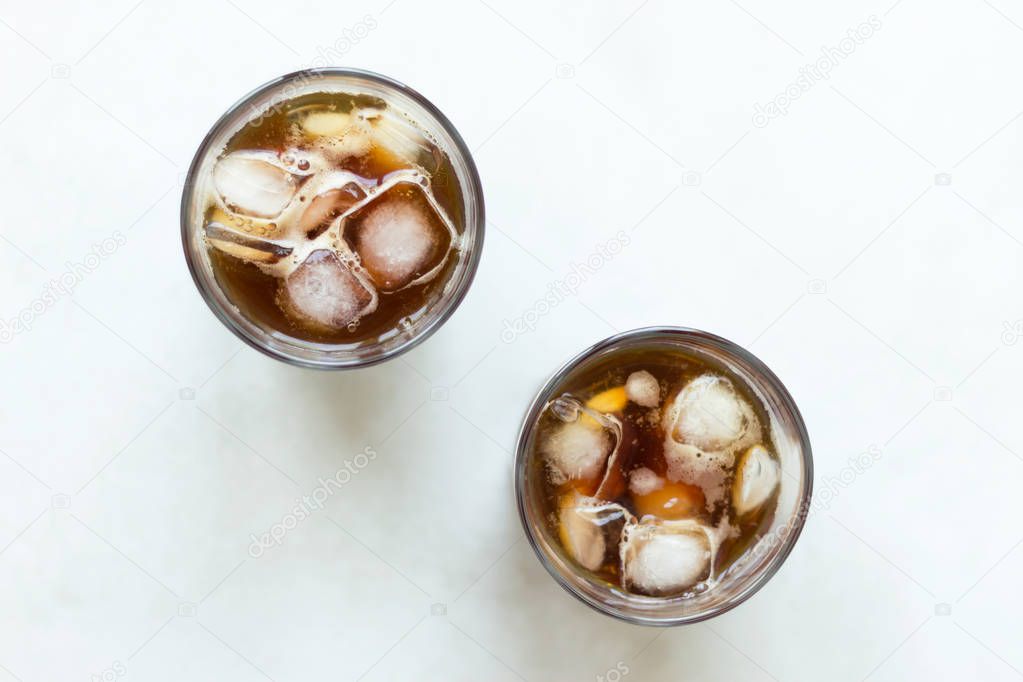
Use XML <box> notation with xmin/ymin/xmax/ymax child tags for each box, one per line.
<box><xmin>1</xmin><ymin>0</ymin><xmax>1022</xmax><ymax>680</ymax></box>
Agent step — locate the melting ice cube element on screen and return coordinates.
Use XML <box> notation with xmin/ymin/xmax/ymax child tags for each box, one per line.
<box><xmin>541</xmin><ymin>395</ymin><xmax>627</xmax><ymax>493</ymax></box>
<box><xmin>668</xmin><ymin>374</ymin><xmax>754</xmax><ymax>451</ymax></box>
<box><xmin>620</xmin><ymin>519</ymin><xmax>719</xmax><ymax>596</ymax></box>
<box><xmin>298</xmin><ymin>177</ymin><xmax>367</xmax><ymax>238</ymax></box>
<box><xmin>628</xmin><ymin>467</ymin><xmax>664</xmax><ymax>497</ymax></box>
<box><xmin>300</xmin><ymin>109</ymin><xmax>376</xmax><ymax>158</ymax></box>
<box><xmin>558</xmin><ymin>491</ymin><xmax>634</xmax><ymax>572</ymax></box>
<box><xmin>279</xmin><ymin>249</ymin><xmax>377</xmax><ymax>329</ymax></box>
<box><xmin>343</xmin><ymin>182</ymin><xmax>454</xmax><ymax>292</ymax></box>
<box><xmin>213</xmin><ymin>151</ymin><xmax>300</xmax><ymax>219</ymax></box>
<box><xmin>541</xmin><ymin>419</ymin><xmax>614</xmax><ymax>485</ymax></box>
<box><xmin>660</xmin><ymin>374</ymin><xmax>761</xmax><ymax>507</ymax></box>
<box><xmin>625</xmin><ymin>370</ymin><xmax>660</xmax><ymax>408</ymax></box>
<box><xmin>365</xmin><ymin>107</ymin><xmax>438</xmax><ymax>168</ymax></box>
<box><xmin>301</xmin><ymin>111</ymin><xmax>353</xmax><ymax>138</ymax></box>
<box><xmin>206</xmin><ymin>207</ymin><xmax>283</xmax><ymax>240</ymax></box>
<box><xmin>204</xmin><ymin>221</ymin><xmax>292</xmax><ymax>265</ymax></box>
<box><xmin>732</xmin><ymin>444</ymin><xmax>780</xmax><ymax>515</ymax></box>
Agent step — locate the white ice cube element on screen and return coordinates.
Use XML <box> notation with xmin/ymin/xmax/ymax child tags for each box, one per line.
<box><xmin>301</xmin><ymin>111</ymin><xmax>353</xmax><ymax>137</ymax></box>
<box><xmin>732</xmin><ymin>444</ymin><xmax>780</xmax><ymax>515</ymax></box>
<box><xmin>669</xmin><ymin>374</ymin><xmax>754</xmax><ymax>451</ymax></box>
<box><xmin>541</xmin><ymin>420</ymin><xmax>612</xmax><ymax>485</ymax></box>
<box><xmin>625</xmin><ymin>370</ymin><xmax>660</xmax><ymax>407</ymax></box>
<box><xmin>660</xmin><ymin>375</ymin><xmax>762</xmax><ymax>507</ymax></box>
<box><xmin>280</xmin><ymin>249</ymin><xmax>377</xmax><ymax>329</ymax></box>
<box><xmin>366</xmin><ymin>107</ymin><xmax>435</xmax><ymax>166</ymax></box>
<box><xmin>558</xmin><ymin>492</ymin><xmax>633</xmax><ymax>572</ymax></box>
<box><xmin>213</xmin><ymin>151</ymin><xmax>299</xmax><ymax>219</ymax></box>
<box><xmin>628</xmin><ymin>467</ymin><xmax>664</xmax><ymax>497</ymax></box>
<box><xmin>620</xmin><ymin>519</ymin><xmax>718</xmax><ymax>596</ymax></box>
<box><xmin>344</xmin><ymin>182</ymin><xmax>454</xmax><ymax>292</ymax></box>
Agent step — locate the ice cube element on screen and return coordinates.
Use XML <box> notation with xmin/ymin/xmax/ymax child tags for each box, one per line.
<box><xmin>620</xmin><ymin>519</ymin><xmax>719</xmax><ymax>596</ymax></box>
<box><xmin>660</xmin><ymin>375</ymin><xmax>761</xmax><ymax>507</ymax></box>
<box><xmin>365</xmin><ymin>107</ymin><xmax>437</xmax><ymax>167</ymax></box>
<box><xmin>204</xmin><ymin>221</ymin><xmax>292</xmax><ymax>264</ymax></box>
<box><xmin>593</xmin><ymin>415</ymin><xmax>635</xmax><ymax>501</ymax></box>
<box><xmin>541</xmin><ymin>394</ymin><xmax>627</xmax><ymax>494</ymax></box>
<box><xmin>558</xmin><ymin>492</ymin><xmax>634</xmax><ymax>572</ymax></box>
<box><xmin>213</xmin><ymin>151</ymin><xmax>299</xmax><ymax>218</ymax></box>
<box><xmin>625</xmin><ymin>370</ymin><xmax>660</xmax><ymax>407</ymax></box>
<box><xmin>732</xmin><ymin>444</ymin><xmax>780</xmax><ymax>515</ymax></box>
<box><xmin>206</xmin><ymin>207</ymin><xmax>282</xmax><ymax>240</ymax></box>
<box><xmin>301</xmin><ymin>110</ymin><xmax>353</xmax><ymax>137</ymax></box>
<box><xmin>279</xmin><ymin>249</ymin><xmax>377</xmax><ymax>329</ymax></box>
<box><xmin>301</xmin><ymin>109</ymin><xmax>375</xmax><ymax>158</ymax></box>
<box><xmin>629</xmin><ymin>467</ymin><xmax>664</xmax><ymax>497</ymax></box>
<box><xmin>668</xmin><ymin>375</ymin><xmax>754</xmax><ymax>451</ymax></box>
<box><xmin>298</xmin><ymin>179</ymin><xmax>367</xmax><ymax>238</ymax></box>
<box><xmin>343</xmin><ymin>182</ymin><xmax>454</xmax><ymax>292</ymax></box>
<box><xmin>541</xmin><ymin>419</ymin><xmax>613</xmax><ymax>485</ymax></box>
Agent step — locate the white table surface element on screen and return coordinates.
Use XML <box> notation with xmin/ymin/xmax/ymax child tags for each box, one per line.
<box><xmin>2</xmin><ymin>0</ymin><xmax>1022</xmax><ymax>680</ymax></box>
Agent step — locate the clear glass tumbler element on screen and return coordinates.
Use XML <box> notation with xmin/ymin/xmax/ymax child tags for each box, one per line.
<box><xmin>515</xmin><ymin>326</ymin><xmax>813</xmax><ymax>625</ymax></box>
<box><xmin>181</xmin><ymin>68</ymin><xmax>484</xmax><ymax>369</ymax></box>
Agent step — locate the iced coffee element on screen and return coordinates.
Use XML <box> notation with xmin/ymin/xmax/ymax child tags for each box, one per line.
<box><xmin>182</xmin><ymin>70</ymin><xmax>483</xmax><ymax>366</ymax></box>
<box><xmin>516</xmin><ymin>329</ymin><xmax>812</xmax><ymax>623</ymax></box>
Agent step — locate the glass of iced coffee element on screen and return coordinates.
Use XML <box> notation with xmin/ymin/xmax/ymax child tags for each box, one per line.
<box><xmin>181</xmin><ymin>68</ymin><xmax>484</xmax><ymax>368</ymax></box>
<box><xmin>515</xmin><ymin>327</ymin><xmax>813</xmax><ymax>625</ymax></box>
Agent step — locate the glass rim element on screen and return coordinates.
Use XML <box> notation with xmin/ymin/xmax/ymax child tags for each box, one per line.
<box><xmin>180</xmin><ymin>67</ymin><xmax>486</xmax><ymax>370</ymax></box>
<box><xmin>513</xmin><ymin>325</ymin><xmax>814</xmax><ymax>626</ymax></box>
